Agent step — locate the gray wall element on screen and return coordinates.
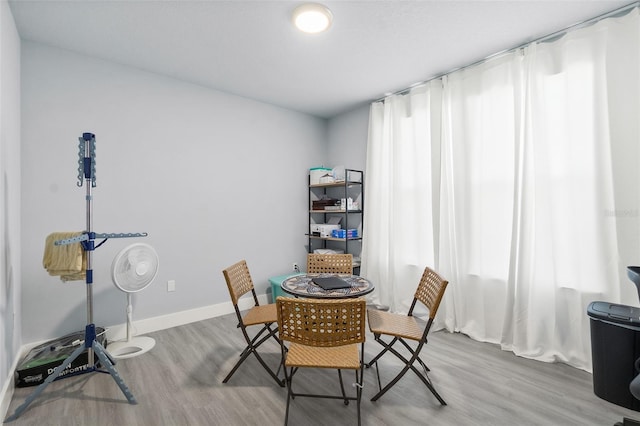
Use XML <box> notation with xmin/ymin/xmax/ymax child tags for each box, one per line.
<box><xmin>0</xmin><ymin>0</ymin><xmax>22</xmax><ymax>409</ymax></box>
<box><xmin>20</xmin><ymin>41</ymin><xmax>329</xmax><ymax>343</ymax></box>
<box><xmin>327</xmin><ymin>104</ymin><xmax>369</xmax><ymax>172</ymax></box>
<box><xmin>1</xmin><ymin>11</ymin><xmax>372</xmax><ymax>404</ymax></box>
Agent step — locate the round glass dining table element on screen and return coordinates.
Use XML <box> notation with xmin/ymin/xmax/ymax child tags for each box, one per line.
<box><xmin>280</xmin><ymin>273</ymin><xmax>374</xmax><ymax>299</ymax></box>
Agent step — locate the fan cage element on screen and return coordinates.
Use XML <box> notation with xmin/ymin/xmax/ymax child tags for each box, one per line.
<box><xmin>111</xmin><ymin>243</ymin><xmax>159</xmax><ymax>293</ymax></box>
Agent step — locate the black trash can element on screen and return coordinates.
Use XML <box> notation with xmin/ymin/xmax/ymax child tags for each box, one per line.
<box><xmin>588</xmin><ymin>301</ymin><xmax>640</xmax><ymax>411</ymax></box>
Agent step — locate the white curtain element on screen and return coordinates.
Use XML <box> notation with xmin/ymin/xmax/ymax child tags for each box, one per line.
<box><xmin>362</xmin><ymin>8</ymin><xmax>640</xmax><ymax>371</ymax></box>
<box><xmin>361</xmin><ymin>85</ymin><xmax>439</xmax><ymax>315</ymax></box>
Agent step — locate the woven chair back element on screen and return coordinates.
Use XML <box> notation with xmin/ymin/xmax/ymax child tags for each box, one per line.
<box><xmin>414</xmin><ymin>267</ymin><xmax>448</xmax><ymax>319</ymax></box>
<box><xmin>306</xmin><ymin>253</ymin><xmax>353</xmax><ymax>274</ymax></box>
<box><xmin>222</xmin><ymin>260</ymin><xmax>254</xmax><ymax>305</ymax></box>
<box><xmin>277</xmin><ymin>297</ymin><xmax>366</xmax><ymax>347</ymax></box>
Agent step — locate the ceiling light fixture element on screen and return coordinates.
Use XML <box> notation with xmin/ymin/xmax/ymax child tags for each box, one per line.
<box><xmin>292</xmin><ymin>3</ymin><xmax>333</xmax><ymax>34</ymax></box>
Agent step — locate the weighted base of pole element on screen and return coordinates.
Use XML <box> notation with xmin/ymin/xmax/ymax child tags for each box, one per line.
<box><xmin>93</xmin><ymin>340</ymin><xmax>137</xmax><ymax>404</ymax></box>
<box><xmin>5</xmin><ymin>334</ymin><xmax>136</xmax><ymax>422</ymax></box>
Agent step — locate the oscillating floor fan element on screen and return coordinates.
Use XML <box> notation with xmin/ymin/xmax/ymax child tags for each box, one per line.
<box><xmin>109</xmin><ymin>243</ymin><xmax>159</xmax><ymax>359</ymax></box>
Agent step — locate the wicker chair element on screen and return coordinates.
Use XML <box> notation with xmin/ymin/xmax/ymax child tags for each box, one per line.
<box><xmin>276</xmin><ymin>297</ymin><xmax>366</xmax><ymax>425</ymax></box>
<box><xmin>366</xmin><ymin>266</ymin><xmax>449</xmax><ymax>404</ymax></box>
<box><xmin>221</xmin><ymin>260</ymin><xmax>284</xmax><ymax>386</ymax></box>
<box><xmin>306</xmin><ymin>253</ymin><xmax>353</xmax><ymax>274</ymax></box>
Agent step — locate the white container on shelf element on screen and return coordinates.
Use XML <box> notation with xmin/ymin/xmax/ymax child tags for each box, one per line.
<box><xmin>313</xmin><ymin>249</ymin><xmax>345</xmax><ymax>254</ymax></box>
<box><xmin>319</xmin><ymin>174</ymin><xmax>335</xmax><ymax>184</ymax></box>
<box><xmin>332</xmin><ymin>165</ymin><xmax>345</xmax><ymax>182</ymax></box>
<box><xmin>310</xmin><ymin>224</ymin><xmax>341</xmax><ymax>238</ymax></box>
<box><xmin>310</xmin><ymin>167</ymin><xmax>332</xmax><ymax>185</ymax></box>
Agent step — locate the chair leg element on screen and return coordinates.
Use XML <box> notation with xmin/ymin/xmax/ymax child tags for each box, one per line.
<box><xmin>287</xmin><ymin>367</ymin><xmax>299</xmax><ymax>400</ymax></box>
<box><xmin>337</xmin><ymin>370</ymin><xmax>348</xmax><ymax>405</ymax></box>
<box><xmin>224</xmin><ymin>344</ymin><xmax>283</xmax><ymax>386</ymax></box>
<box><xmin>266</xmin><ymin>323</ymin><xmax>282</xmax><ymax>346</ymax></box>
<box><xmin>281</xmin><ymin>341</ymin><xmax>365</xmax><ymax>425</ymax></box>
<box><xmin>371</xmin><ymin>362</ymin><xmax>446</xmax><ymax>405</ymax></box>
<box><xmin>252</xmin><ymin>347</ymin><xmax>285</xmax><ymax>386</ymax></box>
<box><xmin>284</xmin><ymin>365</ymin><xmax>363</xmax><ymax>424</ymax></box>
<box><xmin>222</xmin><ymin>347</ymin><xmax>250</xmax><ymax>383</ymax></box>
<box><xmin>365</xmin><ymin>335</ymin><xmax>399</xmax><ymax>368</ymax></box>
<box><xmin>371</xmin><ymin>360</ymin><xmax>382</xmax><ymax>392</ymax></box>
<box><xmin>235</xmin><ymin>324</ymin><xmax>273</xmax><ymax>358</ymax></box>
<box><xmin>399</xmin><ymin>338</ymin><xmax>430</xmax><ymax>372</ymax></box>
<box><xmin>223</xmin><ymin>326</ymin><xmax>284</xmax><ymax>387</ymax></box>
<box><xmin>369</xmin><ymin>337</ymin><xmax>446</xmax><ymax>405</ymax></box>
<box><xmin>408</xmin><ymin>363</ymin><xmax>447</xmax><ymax>405</ymax></box>
<box><xmin>371</xmin><ymin>361</ymin><xmax>411</xmax><ymax>402</ymax></box>
<box><xmin>356</xmin><ymin>370</ymin><xmax>362</xmax><ymax>426</ymax></box>
<box><xmin>284</xmin><ymin>370</ymin><xmax>293</xmax><ymax>426</ymax></box>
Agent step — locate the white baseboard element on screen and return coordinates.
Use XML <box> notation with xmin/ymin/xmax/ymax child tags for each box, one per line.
<box><xmin>0</xmin><ymin>295</ymin><xmax>268</xmax><ymax>421</ymax></box>
<box><xmin>1</xmin><ymin>355</ymin><xmax>20</xmax><ymax>422</ymax></box>
<box><xmin>104</xmin><ymin>294</ymin><xmax>268</xmax><ymax>341</ymax></box>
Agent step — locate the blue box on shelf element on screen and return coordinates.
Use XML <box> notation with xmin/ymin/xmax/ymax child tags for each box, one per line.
<box><xmin>331</xmin><ymin>229</ymin><xmax>358</xmax><ymax>239</ymax></box>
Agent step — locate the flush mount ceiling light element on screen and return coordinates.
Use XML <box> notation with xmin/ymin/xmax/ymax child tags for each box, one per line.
<box><xmin>292</xmin><ymin>3</ymin><xmax>333</xmax><ymax>34</ymax></box>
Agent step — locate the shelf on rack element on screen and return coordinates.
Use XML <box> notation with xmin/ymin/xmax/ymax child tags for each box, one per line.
<box><xmin>307</xmin><ymin>169</ymin><xmax>363</xmax><ymax>271</ymax></box>
<box><xmin>310</xmin><ymin>209</ymin><xmax>363</xmax><ymax>214</ymax></box>
<box><xmin>307</xmin><ymin>234</ymin><xmax>363</xmax><ymax>242</ymax></box>
<box><xmin>309</xmin><ymin>181</ymin><xmax>362</xmax><ymax>188</ymax></box>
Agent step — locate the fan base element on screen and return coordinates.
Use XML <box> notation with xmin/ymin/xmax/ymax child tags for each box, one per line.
<box><xmin>108</xmin><ymin>336</ymin><xmax>156</xmax><ymax>359</ymax></box>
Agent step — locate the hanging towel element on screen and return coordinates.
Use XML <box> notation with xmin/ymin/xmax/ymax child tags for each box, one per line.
<box><xmin>43</xmin><ymin>232</ymin><xmax>87</xmax><ymax>282</ymax></box>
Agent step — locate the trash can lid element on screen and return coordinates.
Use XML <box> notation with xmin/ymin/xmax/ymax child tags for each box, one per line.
<box><xmin>587</xmin><ymin>301</ymin><xmax>640</xmax><ymax>326</ymax></box>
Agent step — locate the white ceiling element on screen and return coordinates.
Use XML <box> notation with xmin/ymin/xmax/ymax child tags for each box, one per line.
<box><xmin>8</xmin><ymin>0</ymin><xmax>633</xmax><ymax>118</ymax></box>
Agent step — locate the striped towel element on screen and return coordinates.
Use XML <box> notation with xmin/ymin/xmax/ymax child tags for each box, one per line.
<box><xmin>42</xmin><ymin>232</ymin><xmax>87</xmax><ymax>282</ymax></box>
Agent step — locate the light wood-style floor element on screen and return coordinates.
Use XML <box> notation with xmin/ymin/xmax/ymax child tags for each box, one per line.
<box><xmin>5</xmin><ymin>312</ymin><xmax>639</xmax><ymax>425</ymax></box>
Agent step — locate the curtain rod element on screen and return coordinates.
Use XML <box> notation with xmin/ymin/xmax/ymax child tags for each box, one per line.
<box><xmin>374</xmin><ymin>1</ymin><xmax>640</xmax><ymax>102</ymax></box>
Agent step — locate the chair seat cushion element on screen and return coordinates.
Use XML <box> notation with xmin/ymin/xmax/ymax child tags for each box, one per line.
<box><xmin>286</xmin><ymin>343</ymin><xmax>360</xmax><ymax>370</ymax></box>
<box><xmin>243</xmin><ymin>303</ymin><xmax>278</xmax><ymax>326</ymax></box>
<box><xmin>367</xmin><ymin>308</ymin><xmax>423</xmax><ymax>341</ymax></box>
